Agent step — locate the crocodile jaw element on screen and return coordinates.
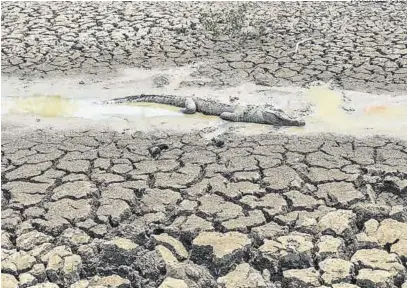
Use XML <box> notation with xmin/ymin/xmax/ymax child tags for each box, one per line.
<box><xmin>263</xmin><ymin>110</ymin><xmax>305</xmax><ymax>127</ymax></box>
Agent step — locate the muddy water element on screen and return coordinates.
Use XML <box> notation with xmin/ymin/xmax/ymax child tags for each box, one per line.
<box><xmin>285</xmin><ymin>84</ymin><xmax>407</xmax><ymax>138</ymax></box>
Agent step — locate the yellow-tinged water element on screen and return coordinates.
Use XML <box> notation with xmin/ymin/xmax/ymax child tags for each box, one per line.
<box><xmin>2</xmin><ymin>95</ymin><xmax>219</xmax><ymax>121</ymax></box>
<box><xmin>287</xmin><ymin>83</ymin><xmax>407</xmax><ymax>137</ymax></box>
<box><xmin>7</xmin><ymin>95</ymin><xmax>78</xmax><ymax>117</ymax></box>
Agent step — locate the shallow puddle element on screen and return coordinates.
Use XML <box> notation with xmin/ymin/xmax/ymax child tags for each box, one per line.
<box><xmin>287</xmin><ymin>84</ymin><xmax>407</xmax><ymax>138</ymax></box>
<box><xmin>1</xmin><ymin>94</ymin><xmax>219</xmax><ymax>122</ymax></box>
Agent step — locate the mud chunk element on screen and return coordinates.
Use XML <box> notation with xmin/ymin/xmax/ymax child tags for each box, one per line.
<box><xmin>140</xmin><ymin>189</ymin><xmax>181</xmax><ymax>213</ymax></box>
<box><xmin>191</xmin><ymin>232</ymin><xmax>251</xmax><ymax>273</ymax></box>
<box><xmin>284</xmin><ymin>190</ymin><xmax>322</xmax><ymax>210</ymax></box>
<box><xmin>356</xmin><ymin>268</ymin><xmax>396</xmax><ymax>288</ymax></box>
<box><xmin>100</xmin><ymin>237</ymin><xmax>139</xmax><ymax>266</ymax></box>
<box><xmin>318</xmin><ymin>209</ymin><xmax>357</xmax><ymax>237</ymax></box>
<box><xmin>351</xmin><ymin>249</ymin><xmax>405</xmax><ymax>284</ymax></box>
<box><xmin>51</xmin><ymin>181</ymin><xmax>96</xmax><ymax>200</ymax></box>
<box><xmin>16</xmin><ymin>231</ymin><xmax>53</xmax><ymax>251</ymax></box>
<box><xmin>251</xmin><ymin>221</ymin><xmax>289</xmax><ymax>243</ymax></box>
<box><xmin>89</xmin><ymin>275</ymin><xmax>131</xmax><ymax>287</ymax></box>
<box><xmin>46</xmin><ymin>254</ymin><xmax>64</xmax><ymax>282</ymax></box>
<box><xmin>62</xmin><ymin>255</ymin><xmax>82</xmax><ymax>286</ymax></box>
<box><xmin>319</xmin><ymin>258</ymin><xmax>354</xmax><ymax>285</ymax></box>
<box><xmin>282</xmin><ymin>268</ymin><xmax>321</xmax><ymax>288</ymax></box>
<box><xmin>29</xmin><ymin>283</ymin><xmax>59</xmax><ymax>288</ymax></box>
<box><xmin>1</xmin><ymin>231</ymin><xmax>14</xmax><ymax>249</ymax></box>
<box><xmin>317</xmin><ymin>182</ymin><xmax>364</xmax><ymax>207</ymax></box>
<box><xmin>3</xmin><ymin>251</ymin><xmax>37</xmax><ymax>274</ymax></box>
<box><xmin>153</xmin><ymin>233</ymin><xmax>188</xmax><ymax>260</ymax></box>
<box><xmin>30</xmin><ymin>263</ymin><xmax>47</xmax><ymax>282</ymax></box>
<box><xmin>373</xmin><ymin>219</ymin><xmax>407</xmax><ymax>246</ymax></box>
<box><xmin>167</xmin><ymin>215</ymin><xmax>214</xmax><ymax>240</ymax></box>
<box><xmin>263</xmin><ymin>165</ymin><xmax>303</xmax><ymax>190</ymax></box>
<box><xmin>221</xmin><ymin>210</ymin><xmax>266</xmax><ymax>233</ymax></box>
<box><xmin>57</xmin><ymin>160</ymin><xmax>90</xmax><ymax>173</ymax></box>
<box><xmin>158</xmin><ymin>277</ymin><xmax>188</xmax><ymax>288</ymax></box>
<box><xmin>1</xmin><ymin>274</ymin><xmax>18</xmax><ymax>288</ymax></box>
<box><xmin>217</xmin><ymin>263</ymin><xmax>268</xmax><ymax>288</ymax></box>
<box><xmin>59</xmin><ymin>228</ymin><xmax>91</xmax><ymax>248</ymax></box>
<box><xmin>19</xmin><ymin>272</ymin><xmax>37</xmax><ymax>288</ymax></box>
<box><xmin>258</xmin><ymin>233</ymin><xmax>314</xmax><ymax>271</ymax></box>
<box><xmin>316</xmin><ymin>235</ymin><xmax>346</xmax><ymax>261</ymax></box>
<box><xmin>6</xmin><ymin>161</ymin><xmax>52</xmax><ymax>180</ymax></box>
<box><xmin>198</xmin><ymin>194</ymin><xmax>243</xmax><ymax>221</ymax></box>
<box><xmin>240</xmin><ymin>193</ymin><xmax>287</xmax><ymax>217</ymax></box>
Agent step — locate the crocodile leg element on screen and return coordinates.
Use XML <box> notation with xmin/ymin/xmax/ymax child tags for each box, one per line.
<box><xmin>180</xmin><ymin>98</ymin><xmax>197</xmax><ymax>114</ymax></box>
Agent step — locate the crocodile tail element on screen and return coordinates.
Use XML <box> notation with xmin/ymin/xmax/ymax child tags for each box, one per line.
<box><xmin>103</xmin><ymin>94</ymin><xmax>187</xmax><ymax>107</ymax></box>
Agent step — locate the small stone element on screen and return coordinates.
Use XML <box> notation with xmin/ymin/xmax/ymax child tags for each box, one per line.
<box><xmin>158</xmin><ymin>277</ymin><xmax>188</xmax><ymax>288</ymax></box>
<box><xmin>318</xmin><ymin>209</ymin><xmax>357</xmax><ymax>237</ymax></box>
<box><xmin>1</xmin><ymin>274</ymin><xmax>18</xmax><ymax>288</ymax></box>
<box><xmin>217</xmin><ymin>263</ymin><xmax>268</xmax><ymax>288</ymax></box>
<box><xmin>153</xmin><ymin>233</ymin><xmax>188</xmax><ymax>260</ymax></box>
<box><xmin>283</xmin><ymin>268</ymin><xmax>321</xmax><ymax>288</ymax></box>
<box><xmin>319</xmin><ymin>258</ymin><xmax>354</xmax><ymax>285</ymax></box>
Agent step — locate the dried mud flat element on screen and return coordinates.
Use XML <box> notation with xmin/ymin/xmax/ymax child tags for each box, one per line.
<box><xmin>2</xmin><ymin>1</ymin><xmax>407</xmax><ymax>288</ymax></box>
<box><xmin>2</xmin><ymin>1</ymin><xmax>407</xmax><ymax>94</ymax></box>
<box><xmin>2</xmin><ymin>127</ymin><xmax>407</xmax><ymax>288</ymax></box>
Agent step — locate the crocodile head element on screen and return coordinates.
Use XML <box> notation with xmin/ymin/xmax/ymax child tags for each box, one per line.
<box><xmin>263</xmin><ymin>109</ymin><xmax>305</xmax><ymax>127</ymax></box>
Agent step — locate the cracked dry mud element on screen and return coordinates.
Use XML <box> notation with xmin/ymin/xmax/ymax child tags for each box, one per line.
<box><xmin>1</xmin><ymin>129</ymin><xmax>407</xmax><ymax>288</ymax></box>
<box><xmin>2</xmin><ymin>1</ymin><xmax>407</xmax><ymax>94</ymax></box>
<box><xmin>2</xmin><ymin>1</ymin><xmax>407</xmax><ymax>288</ymax></box>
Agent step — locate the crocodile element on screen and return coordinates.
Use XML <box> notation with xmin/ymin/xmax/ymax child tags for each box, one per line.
<box><xmin>102</xmin><ymin>94</ymin><xmax>305</xmax><ymax>127</ymax></box>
